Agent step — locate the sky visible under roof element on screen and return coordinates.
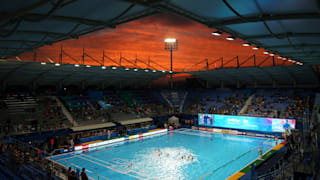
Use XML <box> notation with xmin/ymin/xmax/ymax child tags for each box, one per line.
<box><xmin>19</xmin><ymin>13</ymin><xmax>291</xmax><ymax>71</ymax></box>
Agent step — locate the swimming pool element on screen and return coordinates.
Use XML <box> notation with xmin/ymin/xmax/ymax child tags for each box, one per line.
<box><xmin>50</xmin><ymin>129</ymin><xmax>276</xmax><ymax>180</ymax></box>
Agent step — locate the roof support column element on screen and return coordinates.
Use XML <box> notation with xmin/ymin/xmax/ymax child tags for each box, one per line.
<box><xmin>56</xmin><ymin>81</ymin><xmax>63</xmax><ymax>91</ymax></box>
<box><xmin>273</xmin><ymin>80</ymin><xmax>277</xmax><ymax>88</ymax></box>
<box><xmin>272</xmin><ymin>56</ymin><xmax>275</xmax><ymax>66</ymax></box>
<box><xmin>237</xmin><ymin>56</ymin><xmax>239</xmax><ymax>68</ymax></box>
<box><xmin>81</xmin><ymin>81</ymin><xmax>86</xmax><ymax>91</ymax></box>
<box><xmin>220</xmin><ymin>80</ymin><xmax>224</xmax><ymax>89</ymax></box>
<box><xmin>293</xmin><ymin>80</ymin><xmax>297</xmax><ymax>88</ymax></box>
<box><xmin>31</xmin><ymin>81</ymin><xmax>37</xmax><ymax>91</ymax></box>
<box><xmin>1</xmin><ymin>81</ymin><xmax>7</xmax><ymax>92</ymax></box>
<box><xmin>236</xmin><ymin>80</ymin><xmax>240</xmax><ymax>88</ymax></box>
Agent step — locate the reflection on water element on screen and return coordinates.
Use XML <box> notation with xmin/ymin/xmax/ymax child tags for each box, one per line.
<box><xmin>132</xmin><ymin>147</ymin><xmax>198</xmax><ymax>180</ymax></box>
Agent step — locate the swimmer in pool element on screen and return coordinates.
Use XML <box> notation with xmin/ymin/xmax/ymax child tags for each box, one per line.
<box><xmin>128</xmin><ymin>162</ymin><xmax>133</xmax><ymax>168</ymax></box>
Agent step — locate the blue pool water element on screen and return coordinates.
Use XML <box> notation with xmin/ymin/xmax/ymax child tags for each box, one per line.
<box><xmin>50</xmin><ymin>129</ymin><xmax>276</xmax><ymax>180</ymax></box>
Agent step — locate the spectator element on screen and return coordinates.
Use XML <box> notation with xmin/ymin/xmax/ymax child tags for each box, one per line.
<box><xmin>81</xmin><ymin>168</ymin><xmax>88</xmax><ymax>180</ymax></box>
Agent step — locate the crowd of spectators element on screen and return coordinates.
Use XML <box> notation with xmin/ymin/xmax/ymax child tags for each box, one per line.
<box><xmin>245</xmin><ymin>89</ymin><xmax>313</xmax><ymax>121</ymax></box>
<box><xmin>0</xmin><ymin>139</ymin><xmax>65</xmax><ymax>180</ymax></box>
<box><xmin>0</xmin><ymin>94</ymin><xmax>70</xmax><ymax>135</ymax></box>
<box><xmin>198</xmin><ymin>90</ymin><xmax>250</xmax><ymax>115</ymax></box>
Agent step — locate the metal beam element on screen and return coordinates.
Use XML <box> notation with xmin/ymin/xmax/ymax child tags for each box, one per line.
<box><xmin>279</xmin><ymin>51</ymin><xmax>320</xmax><ymax>55</ymax></box>
<box><xmin>208</xmin><ymin>12</ymin><xmax>320</xmax><ymax>27</ymax></box>
<box><xmin>265</xmin><ymin>44</ymin><xmax>320</xmax><ymax>49</ymax></box>
<box><xmin>0</xmin><ymin>39</ymin><xmax>45</xmax><ymax>44</ymax></box>
<box><xmin>0</xmin><ymin>29</ymin><xmax>68</xmax><ymax>38</ymax></box>
<box><xmin>20</xmin><ymin>13</ymin><xmax>115</xmax><ymax>27</ymax></box>
<box><xmin>0</xmin><ymin>62</ymin><xmax>29</xmax><ymax>82</ymax></box>
<box><xmin>244</xmin><ymin>33</ymin><xmax>320</xmax><ymax>40</ymax></box>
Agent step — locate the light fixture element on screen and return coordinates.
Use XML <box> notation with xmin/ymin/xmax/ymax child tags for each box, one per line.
<box><xmin>74</xmin><ymin>64</ymin><xmax>80</xmax><ymax>67</ymax></box>
<box><xmin>277</xmin><ymin>56</ymin><xmax>282</xmax><ymax>59</ymax></box>
<box><xmin>134</xmin><ymin>68</ymin><xmax>138</xmax><ymax>71</ymax></box>
<box><xmin>112</xmin><ymin>66</ymin><xmax>117</xmax><ymax>70</ymax></box>
<box><xmin>164</xmin><ymin>38</ymin><xmax>176</xmax><ymax>43</ymax></box>
<box><xmin>41</xmin><ymin>62</ymin><xmax>46</xmax><ymax>65</ymax></box>
<box><xmin>162</xmin><ymin>70</ymin><xmax>166</xmax><ymax>73</ymax></box>
<box><xmin>242</xmin><ymin>43</ymin><xmax>250</xmax><ymax>46</ymax></box>
<box><xmin>152</xmin><ymin>70</ymin><xmax>157</xmax><ymax>73</ymax></box>
<box><xmin>169</xmin><ymin>71</ymin><xmax>173</xmax><ymax>73</ymax></box>
<box><xmin>252</xmin><ymin>46</ymin><xmax>259</xmax><ymax>50</ymax></box>
<box><xmin>269</xmin><ymin>53</ymin><xmax>275</xmax><ymax>56</ymax></box>
<box><xmin>55</xmin><ymin>63</ymin><xmax>60</xmax><ymax>66</ymax></box>
<box><xmin>226</xmin><ymin>36</ymin><xmax>235</xmax><ymax>41</ymax></box>
<box><xmin>299</xmin><ymin>62</ymin><xmax>303</xmax><ymax>66</ymax></box>
<box><xmin>86</xmin><ymin>65</ymin><xmax>91</xmax><ymax>68</ymax></box>
<box><xmin>291</xmin><ymin>60</ymin><xmax>296</xmax><ymax>63</ymax></box>
<box><xmin>282</xmin><ymin>57</ymin><xmax>287</xmax><ymax>60</ymax></box>
<box><xmin>212</xmin><ymin>31</ymin><xmax>222</xmax><ymax>36</ymax></box>
<box><xmin>145</xmin><ymin>69</ymin><xmax>149</xmax><ymax>72</ymax></box>
<box><xmin>125</xmin><ymin>68</ymin><xmax>129</xmax><ymax>71</ymax></box>
<box><xmin>101</xmin><ymin>66</ymin><xmax>106</xmax><ymax>69</ymax></box>
<box><xmin>263</xmin><ymin>51</ymin><xmax>269</xmax><ymax>55</ymax></box>
<box><xmin>288</xmin><ymin>59</ymin><xmax>293</xmax><ymax>62</ymax></box>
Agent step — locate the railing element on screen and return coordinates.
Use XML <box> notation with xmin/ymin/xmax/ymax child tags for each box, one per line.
<box><xmin>2</xmin><ymin>137</ymin><xmax>66</xmax><ymax>180</ymax></box>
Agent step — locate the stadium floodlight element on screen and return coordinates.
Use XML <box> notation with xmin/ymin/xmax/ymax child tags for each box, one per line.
<box><xmin>101</xmin><ymin>66</ymin><xmax>106</xmax><ymax>69</ymax></box>
<box><xmin>41</xmin><ymin>62</ymin><xmax>46</xmax><ymax>65</ymax></box>
<box><xmin>252</xmin><ymin>46</ymin><xmax>259</xmax><ymax>50</ymax></box>
<box><xmin>74</xmin><ymin>64</ymin><xmax>80</xmax><ymax>67</ymax></box>
<box><xmin>242</xmin><ymin>43</ymin><xmax>250</xmax><ymax>46</ymax></box>
<box><xmin>152</xmin><ymin>70</ymin><xmax>157</xmax><ymax>73</ymax></box>
<box><xmin>112</xmin><ymin>66</ymin><xmax>117</xmax><ymax>70</ymax></box>
<box><xmin>145</xmin><ymin>69</ymin><xmax>149</xmax><ymax>72</ymax></box>
<box><xmin>263</xmin><ymin>51</ymin><xmax>269</xmax><ymax>55</ymax></box>
<box><xmin>212</xmin><ymin>31</ymin><xmax>222</xmax><ymax>36</ymax></box>
<box><xmin>165</xmin><ymin>38</ymin><xmax>178</xmax><ymax>89</ymax></box>
<box><xmin>164</xmin><ymin>38</ymin><xmax>177</xmax><ymax>43</ymax></box>
<box><xmin>134</xmin><ymin>68</ymin><xmax>138</xmax><ymax>71</ymax></box>
<box><xmin>125</xmin><ymin>68</ymin><xmax>129</xmax><ymax>71</ymax></box>
<box><xmin>86</xmin><ymin>65</ymin><xmax>91</xmax><ymax>68</ymax></box>
<box><xmin>55</xmin><ymin>63</ymin><xmax>61</xmax><ymax>66</ymax></box>
<box><xmin>226</xmin><ymin>36</ymin><xmax>235</xmax><ymax>40</ymax></box>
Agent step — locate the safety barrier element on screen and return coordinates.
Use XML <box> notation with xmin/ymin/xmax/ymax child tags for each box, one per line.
<box><xmin>227</xmin><ymin>143</ymin><xmax>286</xmax><ymax>180</ymax></box>
<box><xmin>78</xmin><ymin>132</ymin><xmax>119</xmax><ymax>144</ymax></box>
<box><xmin>74</xmin><ymin>128</ymin><xmax>168</xmax><ymax>151</ymax></box>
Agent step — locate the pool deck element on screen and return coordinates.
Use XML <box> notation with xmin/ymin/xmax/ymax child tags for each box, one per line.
<box><xmin>227</xmin><ymin>142</ymin><xmax>286</xmax><ymax>180</ymax></box>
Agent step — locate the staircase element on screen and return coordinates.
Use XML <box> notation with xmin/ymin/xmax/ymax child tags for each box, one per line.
<box><xmin>311</xmin><ymin>93</ymin><xmax>320</xmax><ymax>123</ymax></box>
<box><xmin>239</xmin><ymin>94</ymin><xmax>255</xmax><ymax>115</ymax></box>
<box><xmin>53</xmin><ymin>96</ymin><xmax>77</xmax><ymax>126</ymax></box>
<box><xmin>3</xmin><ymin>95</ymin><xmax>38</xmax><ymax>115</ymax></box>
<box><xmin>180</xmin><ymin>91</ymin><xmax>188</xmax><ymax>113</ymax></box>
<box><xmin>161</xmin><ymin>91</ymin><xmax>187</xmax><ymax>113</ymax></box>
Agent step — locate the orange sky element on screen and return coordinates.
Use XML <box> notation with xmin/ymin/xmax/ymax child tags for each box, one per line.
<box><xmin>19</xmin><ymin>13</ymin><xmax>290</xmax><ymax>71</ymax></box>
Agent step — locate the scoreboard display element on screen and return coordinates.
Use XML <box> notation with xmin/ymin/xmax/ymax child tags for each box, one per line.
<box><xmin>198</xmin><ymin>113</ymin><xmax>295</xmax><ymax>133</ymax></box>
